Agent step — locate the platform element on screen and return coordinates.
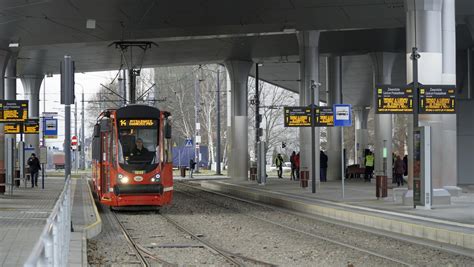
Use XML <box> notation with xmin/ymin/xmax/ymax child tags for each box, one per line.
<box><xmin>0</xmin><ymin>175</ymin><xmax>101</xmax><ymax>266</ymax></box>
<box><xmin>0</xmin><ymin>177</ymin><xmax>66</xmax><ymax>266</ymax></box>
<box><xmin>198</xmin><ymin>176</ymin><xmax>474</xmax><ymax>252</ymax></box>
<box><xmin>68</xmin><ymin>176</ymin><xmax>102</xmax><ymax>266</ymax></box>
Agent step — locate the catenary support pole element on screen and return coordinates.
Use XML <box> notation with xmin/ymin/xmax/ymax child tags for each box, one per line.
<box><xmin>216</xmin><ymin>67</ymin><xmax>222</xmax><ymax>175</ymax></box>
<box><xmin>81</xmin><ymin>91</ymin><xmax>85</xmax><ymax>170</ymax></box>
<box><xmin>62</xmin><ymin>55</ymin><xmax>74</xmax><ymax>178</ymax></box>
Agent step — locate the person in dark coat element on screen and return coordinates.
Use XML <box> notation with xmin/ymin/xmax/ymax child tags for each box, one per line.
<box><xmin>394</xmin><ymin>155</ymin><xmax>406</xmax><ymax>186</ymax></box>
<box><xmin>295</xmin><ymin>152</ymin><xmax>300</xmax><ymax>180</ymax></box>
<box><xmin>27</xmin><ymin>153</ymin><xmax>41</xmax><ymax>187</ymax></box>
<box><xmin>320</xmin><ymin>151</ymin><xmax>328</xmax><ymax>182</ymax></box>
<box><xmin>275</xmin><ymin>153</ymin><xmax>284</xmax><ymax>179</ymax></box>
<box><xmin>189</xmin><ymin>159</ymin><xmax>197</xmax><ymax>178</ymax></box>
<box><xmin>290</xmin><ymin>151</ymin><xmax>297</xmax><ymax>180</ymax></box>
<box><xmin>403</xmin><ymin>155</ymin><xmax>408</xmax><ymax>176</ymax></box>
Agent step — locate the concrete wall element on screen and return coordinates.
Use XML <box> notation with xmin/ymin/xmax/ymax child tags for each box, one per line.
<box><xmin>457</xmin><ymin>99</ymin><xmax>474</xmax><ymax>185</ymax></box>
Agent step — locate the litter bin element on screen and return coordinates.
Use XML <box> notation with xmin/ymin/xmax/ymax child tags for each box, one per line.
<box><xmin>250</xmin><ymin>167</ymin><xmax>257</xmax><ymax>181</ymax></box>
<box><xmin>180</xmin><ymin>167</ymin><xmax>186</xmax><ymax>177</ymax></box>
<box><xmin>0</xmin><ymin>173</ymin><xmax>5</xmax><ymax>193</ymax></box>
<box><xmin>376</xmin><ymin>175</ymin><xmax>387</xmax><ymax>198</ymax></box>
<box><xmin>15</xmin><ymin>170</ymin><xmax>20</xmax><ymax>187</ymax></box>
<box><xmin>300</xmin><ymin>171</ymin><xmax>309</xmax><ymax>188</ymax></box>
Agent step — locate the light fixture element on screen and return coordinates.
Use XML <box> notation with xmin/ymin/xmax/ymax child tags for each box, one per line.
<box><xmin>8</xmin><ymin>42</ymin><xmax>19</xmax><ymax>48</ymax></box>
<box><xmin>282</xmin><ymin>28</ymin><xmax>296</xmax><ymax>33</ymax></box>
<box><xmin>86</xmin><ymin>19</ymin><xmax>96</xmax><ymax>29</ymax></box>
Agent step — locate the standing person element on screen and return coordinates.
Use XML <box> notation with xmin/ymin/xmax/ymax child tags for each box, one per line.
<box><xmin>290</xmin><ymin>151</ymin><xmax>297</xmax><ymax>180</ymax></box>
<box><xmin>27</xmin><ymin>153</ymin><xmax>41</xmax><ymax>188</ymax></box>
<box><xmin>189</xmin><ymin>159</ymin><xmax>196</xmax><ymax>178</ymax></box>
<box><xmin>320</xmin><ymin>151</ymin><xmax>328</xmax><ymax>182</ymax></box>
<box><xmin>394</xmin><ymin>155</ymin><xmax>406</xmax><ymax>186</ymax></box>
<box><xmin>295</xmin><ymin>152</ymin><xmax>300</xmax><ymax>180</ymax></box>
<box><xmin>275</xmin><ymin>153</ymin><xmax>284</xmax><ymax>179</ymax></box>
<box><xmin>403</xmin><ymin>155</ymin><xmax>408</xmax><ymax>177</ymax></box>
<box><xmin>364</xmin><ymin>151</ymin><xmax>374</xmax><ymax>182</ymax></box>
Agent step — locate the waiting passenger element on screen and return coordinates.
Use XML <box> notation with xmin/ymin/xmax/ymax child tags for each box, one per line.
<box><xmin>394</xmin><ymin>155</ymin><xmax>406</xmax><ymax>187</ymax></box>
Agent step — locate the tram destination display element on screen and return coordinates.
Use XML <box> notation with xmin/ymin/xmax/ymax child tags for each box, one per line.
<box><xmin>119</xmin><ymin>119</ymin><xmax>158</xmax><ymax>128</ymax></box>
<box><xmin>284</xmin><ymin>107</ymin><xmax>311</xmax><ymax>127</ymax></box>
<box><xmin>0</xmin><ymin>100</ymin><xmax>28</xmax><ymax>122</ymax></box>
<box><xmin>419</xmin><ymin>85</ymin><xmax>455</xmax><ymax>113</ymax></box>
<box><xmin>376</xmin><ymin>85</ymin><xmax>413</xmax><ymax>114</ymax></box>
<box><xmin>315</xmin><ymin>106</ymin><xmax>334</xmax><ymax>127</ymax></box>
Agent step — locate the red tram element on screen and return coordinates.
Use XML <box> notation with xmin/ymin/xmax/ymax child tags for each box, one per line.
<box><xmin>91</xmin><ymin>105</ymin><xmax>173</xmax><ymax>209</ymax></box>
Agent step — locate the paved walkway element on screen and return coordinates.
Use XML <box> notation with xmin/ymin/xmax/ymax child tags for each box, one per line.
<box><xmin>0</xmin><ymin>175</ymin><xmax>101</xmax><ymax>266</ymax></box>
<box><xmin>0</xmin><ymin>176</ymin><xmax>66</xmax><ymax>266</ymax></box>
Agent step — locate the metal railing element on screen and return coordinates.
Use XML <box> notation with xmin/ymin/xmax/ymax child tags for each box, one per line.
<box><xmin>24</xmin><ymin>176</ymin><xmax>72</xmax><ymax>267</ymax></box>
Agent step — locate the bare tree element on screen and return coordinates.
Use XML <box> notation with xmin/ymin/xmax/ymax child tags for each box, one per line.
<box><xmin>248</xmin><ymin>77</ymin><xmax>299</xmax><ymax>163</ymax></box>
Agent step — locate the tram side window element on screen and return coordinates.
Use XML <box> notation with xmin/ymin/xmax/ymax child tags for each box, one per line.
<box><xmin>118</xmin><ymin>128</ymin><xmax>158</xmax><ymax>165</ymax></box>
<box><xmin>92</xmin><ymin>136</ymin><xmax>101</xmax><ymax>161</ymax></box>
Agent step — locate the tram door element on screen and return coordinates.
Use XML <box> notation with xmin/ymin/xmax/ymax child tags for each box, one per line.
<box><xmin>100</xmin><ymin>132</ymin><xmax>108</xmax><ymax>195</ymax></box>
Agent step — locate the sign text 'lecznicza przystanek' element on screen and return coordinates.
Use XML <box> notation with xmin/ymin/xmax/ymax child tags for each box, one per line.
<box><xmin>419</xmin><ymin>85</ymin><xmax>455</xmax><ymax>113</ymax></box>
<box><xmin>376</xmin><ymin>85</ymin><xmax>414</xmax><ymax>114</ymax></box>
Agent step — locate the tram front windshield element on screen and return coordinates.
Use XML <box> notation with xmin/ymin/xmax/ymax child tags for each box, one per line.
<box><xmin>118</xmin><ymin>119</ymin><xmax>159</xmax><ymax>172</ymax></box>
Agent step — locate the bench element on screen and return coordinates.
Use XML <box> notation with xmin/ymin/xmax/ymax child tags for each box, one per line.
<box><xmin>346</xmin><ymin>164</ymin><xmax>365</xmax><ymax>179</ymax></box>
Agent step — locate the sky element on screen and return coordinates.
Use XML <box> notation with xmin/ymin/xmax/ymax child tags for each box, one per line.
<box><xmin>17</xmin><ymin>70</ymin><xmax>119</xmax><ymax>148</ymax></box>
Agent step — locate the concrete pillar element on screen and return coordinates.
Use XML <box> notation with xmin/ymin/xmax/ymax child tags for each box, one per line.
<box><xmin>224</xmin><ymin>60</ymin><xmax>252</xmax><ymax>180</ymax></box>
<box><xmin>370</xmin><ymin>52</ymin><xmax>397</xmax><ymax>179</ymax></box>
<box><xmin>21</xmin><ymin>76</ymin><xmax>44</xmax><ymax>156</ymax></box>
<box><xmin>297</xmin><ymin>30</ymin><xmax>321</xmax><ymax>182</ymax></box>
<box><xmin>406</xmin><ymin>0</ymin><xmax>456</xmax><ymax>187</ymax></box>
<box><xmin>440</xmin><ymin>0</ymin><xmax>457</xmax><ymax>186</ymax></box>
<box><xmin>4</xmin><ymin>54</ymin><xmax>16</xmax><ymax>173</ymax></box>
<box><xmin>327</xmin><ymin>56</ymin><xmax>342</xmax><ymax>180</ymax></box>
<box><xmin>354</xmin><ymin>107</ymin><xmax>370</xmax><ymax>165</ymax></box>
<box><xmin>0</xmin><ymin>50</ymin><xmax>10</xmax><ymax>171</ymax></box>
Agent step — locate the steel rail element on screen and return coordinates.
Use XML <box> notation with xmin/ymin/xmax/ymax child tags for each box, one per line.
<box><xmin>176</xmin><ymin>182</ymin><xmax>413</xmax><ymax>267</ymax></box>
<box><xmin>159</xmin><ymin>213</ymin><xmax>245</xmax><ymax>266</ymax></box>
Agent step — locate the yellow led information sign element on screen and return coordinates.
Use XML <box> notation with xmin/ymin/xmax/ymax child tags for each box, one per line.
<box><xmin>315</xmin><ymin>107</ymin><xmax>334</xmax><ymax>127</ymax></box>
<box><xmin>284</xmin><ymin>106</ymin><xmax>334</xmax><ymax>127</ymax></box>
<box><xmin>119</xmin><ymin>119</ymin><xmax>157</xmax><ymax>128</ymax></box>
<box><xmin>284</xmin><ymin>107</ymin><xmax>311</xmax><ymax>127</ymax></box>
<box><xmin>4</xmin><ymin>123</ymin><xmax>21</xmax><ymax>134</ymax></box>
<box><xmin>0</xmin><ymin>100</ymin><xmax>28</xmax><ymax>122</ymax></box>
<box><xmin>376</xmin><ymin>85</ymin><xmax>413</xmax><ymax>113</ymax></box>
<box><xmin>419</xmin><ymin>85</ymin><xmax>455</xmax><ymax>113</ymax></box>
<box><xmin>23</xmin><ymin>120</ymin><xmax>40</xmax><ymax>134</ymax></box>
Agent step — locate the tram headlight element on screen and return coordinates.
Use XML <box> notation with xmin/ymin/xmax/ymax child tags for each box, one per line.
<box><xmin>151</xmin><ymin>173</ymin><xmax>161</xmax><ymax>182</ymax></box>
<box><xmin>117</xmin><ymin>174</ymin><xmax>129</xmax><ymax>184</ymax></box>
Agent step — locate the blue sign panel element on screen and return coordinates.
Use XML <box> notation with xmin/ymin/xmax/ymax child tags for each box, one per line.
<box><xmin>43</xmin><ymin>118</ymin><xmax>58</xmax><ymax>139</ymax></box>
<box><xmin>333</xmin><ymin>104</ymin><xmax>352</xmax><ymax>127</ymax></box>
<box><xmin>184</xmin><ymin>138</ymin><xmax>193</xmax><ymax>147</ymax></box>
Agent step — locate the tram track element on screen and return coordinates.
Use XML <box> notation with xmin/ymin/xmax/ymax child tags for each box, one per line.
<box><xmin>111</xmin><ymin>211</ymin><xmax>174</xmax><ymax>266</ymax></box>
<box><xmin>111</xmin><ymin>207</ymin><xmax>274</xmax><ymax>266</ymax></box>
<box><xmin>159</xmin><ymin>212</ymin><xmax>276</xmax><ymax>267</ymax></box>
<box><xmin>175</xmin><ymin>182</ymin><xmax>414</xmax><ymax>267</ymax></box>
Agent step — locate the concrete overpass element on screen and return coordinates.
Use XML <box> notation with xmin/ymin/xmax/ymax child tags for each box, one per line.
<box><xmin>1</xmin><ymin>0</ymin><xmax>474</xmax><ymax>190</ymax></box>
